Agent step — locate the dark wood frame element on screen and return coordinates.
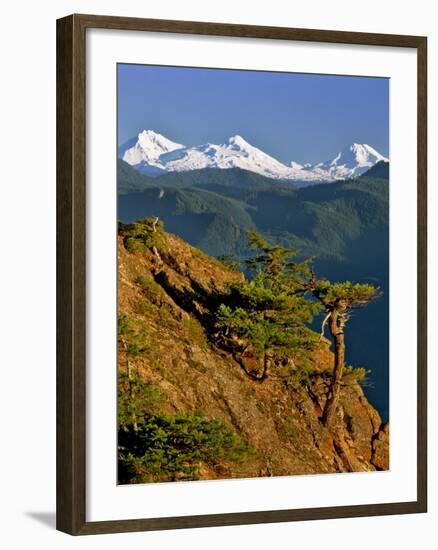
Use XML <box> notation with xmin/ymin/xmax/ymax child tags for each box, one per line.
<box><xmin>57</xmin><ymin>13</ymin><xmax>428</xmax><ymax>536</ymax></box>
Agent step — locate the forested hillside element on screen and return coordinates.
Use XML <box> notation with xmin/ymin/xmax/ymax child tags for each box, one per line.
<box><xmin>118</xmin><ymin>161</ymin><xmax>389</xmax><ymax>420</ymax></box>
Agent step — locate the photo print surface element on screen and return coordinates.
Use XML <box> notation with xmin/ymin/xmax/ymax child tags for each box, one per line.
<box><xmin>117</xmin><ymin>63</ymin><xmax>389</xmax><ymax>485</ymax></box>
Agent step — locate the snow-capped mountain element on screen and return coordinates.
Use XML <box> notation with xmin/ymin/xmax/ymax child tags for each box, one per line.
<box><xmin>119</xmin><ymin>130</ymin><xmax>388</xmax><ymax>183</ymax></box>
<box><xmin>118</xmin><ymin>130</ymin><xmax>184</xmax><ymax>176</ymax></box>
<box><xmin>312</xmin><ymin>143</ymin><xmax>388</xmax><ymax>180</ymax></box>
<box><xmin>159</xmin><ymin>135</ymin><xmax>302</xmax><ymax>180</ymax></box>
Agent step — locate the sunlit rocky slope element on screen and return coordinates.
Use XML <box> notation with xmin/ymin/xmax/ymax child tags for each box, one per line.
<box><xmin>117</xmin><ymin>224</ymin><xmax>389</xmax><ymax>482</ymax></box>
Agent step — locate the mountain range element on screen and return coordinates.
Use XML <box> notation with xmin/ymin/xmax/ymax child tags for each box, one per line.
<box><xmin>118</xmin><ymin>130</ymin><xmax>388</xmax><ymax>184</ymax></box>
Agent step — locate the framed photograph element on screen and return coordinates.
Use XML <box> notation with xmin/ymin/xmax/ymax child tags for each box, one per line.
<box><xmin>56</xmin><ymin>14</ymin><xmax>427</xmax><ymax>535</ymax></box>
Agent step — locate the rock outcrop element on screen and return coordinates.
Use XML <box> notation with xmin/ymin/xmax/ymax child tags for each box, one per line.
<box><xmin>118</xmin><ymin>228</ymin><xmax>389</xmax><ymax>480</ymax></box>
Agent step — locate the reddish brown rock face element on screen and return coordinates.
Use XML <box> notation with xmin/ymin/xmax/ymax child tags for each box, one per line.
<box><xmin>118</xmin><ymin>229</ymin><xmax>389</xmax><ymax>482</ymax></box>
<box><xmin>372</xmin><ymin>424</ymin><xmax>390</xmax><ymax>470</ymax></box>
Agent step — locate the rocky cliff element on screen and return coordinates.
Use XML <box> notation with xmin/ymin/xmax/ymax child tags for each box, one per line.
<box><xmin>117</xmin><ymin>223</ymin><xmax>389</xmax><ymax>482</ymax></box>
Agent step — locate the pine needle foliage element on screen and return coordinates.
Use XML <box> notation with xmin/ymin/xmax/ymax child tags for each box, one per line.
<box><xmin>119</xmin><ymin>411</ymin><xmax>252</xmax><ymax>483</ymax></box>
<box><xmin>215</xmin><ymin>231</ymin><xmax>321</xmax><ymax>379</ymax></box>
<box><xmin>118</xmin><ymin>374</ymin><xmax>252</xmax><ymax>484</ymax></box>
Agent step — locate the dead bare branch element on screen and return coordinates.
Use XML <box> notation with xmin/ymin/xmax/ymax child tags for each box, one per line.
<box><xmin>151</xmin><ymin>217</ymin><xmax>159</xmax><ymax>233</ymax></box>
<box><xmin>320</xmin><ymin>311</ymin><xmax>331</xmax><ymax>340</ymax></box>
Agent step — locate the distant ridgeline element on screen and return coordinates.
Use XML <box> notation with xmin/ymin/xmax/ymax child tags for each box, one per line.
<box><xmin>118</xmin><ymin>159</ymin><xmax>389</xmax><ymax>261</ymax></box>
<box><xmin>117</xmin><ymin>160</ymin><xmax>389</xmax><ymax>421</ymax></box>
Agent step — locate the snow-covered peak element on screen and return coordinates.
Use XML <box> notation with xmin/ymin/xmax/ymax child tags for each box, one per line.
<box><xmin>120</xmin><ymin>130</ymin><xmax>185</xmax><ymax>168</ymax></box>
<box><xmin>159</xmin><ymin>135</ymin><xmax>295</xmax><ymax>179</ymax></box>
<box><xmin>317</xmin><ymin>143</ymin><xmax>388</xmax><ymax>180</ymax></box>
<box><xmin>137</xmin><ymin>130</ymin><xmax>184</xmax><ymax>157</ymax></box>
<box><xmin>226</xmin><ymin>135</ymin><xmax>251</xmax><ymax>149</ymax></box>
<box><xmin>348</xmin><ymin>143</ymin><xmax>387</xmax><ymax>165</ymax></box>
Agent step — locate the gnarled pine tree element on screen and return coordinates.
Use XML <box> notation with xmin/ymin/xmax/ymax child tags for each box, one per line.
<box><xmin>310</xmin><ymin>279</ymin><xmax>380</xmax><ymax>428</ymax></box>
<box><xmin>216</xmin><ymin>232</ymin><xmax>381</xmax><ymax>428</ymax></box>
<box><xmin>216</xmin><ymin>232</ymin><xmax>320</xmax><ymax>381</ymax></box>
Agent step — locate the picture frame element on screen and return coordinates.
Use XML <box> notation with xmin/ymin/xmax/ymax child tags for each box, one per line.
<box><xmin>56</xmin><ymin>13</ymin><xmax>427</xmax><ymax>535</ymax></box>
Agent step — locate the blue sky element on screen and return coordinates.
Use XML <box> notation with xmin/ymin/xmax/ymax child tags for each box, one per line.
<box><xmin>118</xmin><ymin>64</ymin><xmax>389</xmax><ymax>165</ymax></box>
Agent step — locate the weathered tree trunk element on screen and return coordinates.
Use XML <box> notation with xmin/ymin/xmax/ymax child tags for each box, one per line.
<box><xmin>323</xmin><ymin>310</ymin><xmax>346</xmax><ymax>428</ymax></box>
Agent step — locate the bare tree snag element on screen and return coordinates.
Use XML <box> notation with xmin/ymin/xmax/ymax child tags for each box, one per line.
<box><xmin>151</xmin><ymin>216</ymin><xmax>159</xmax><ymax>233</ymax></box>
<box><xmin>152</xmin><ymin>245</ymin><xmax>161</xmax><ymax>260</ymax></box>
